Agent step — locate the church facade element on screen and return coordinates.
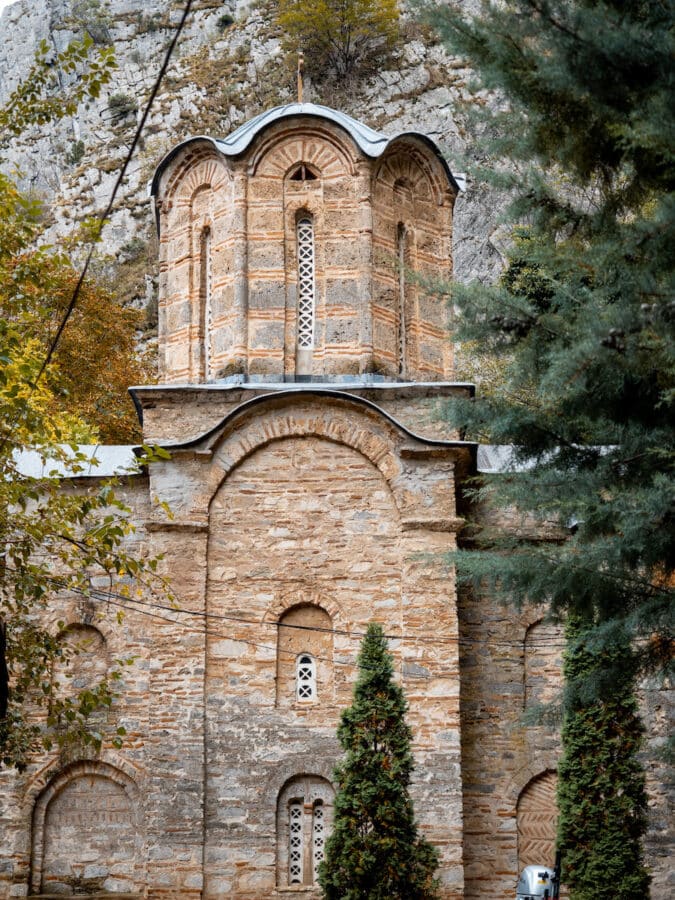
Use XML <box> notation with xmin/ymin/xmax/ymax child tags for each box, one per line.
<box><xmin>1</xmin><ymin>103</ymin><xmax>667</xmax><ymax>899</ymax></box>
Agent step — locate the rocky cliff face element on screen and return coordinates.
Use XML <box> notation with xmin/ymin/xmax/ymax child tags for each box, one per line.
<box><xmin>0</xmin><ymin>0</ymin><xmax>504</xmax><ymax>341</ymax></box>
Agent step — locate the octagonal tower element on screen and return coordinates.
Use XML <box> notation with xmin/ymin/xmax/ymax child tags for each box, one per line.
<box><xmin>151</xmin><ymin>102</ymin><xmax>459</xmax><ymax>384</ymax></box>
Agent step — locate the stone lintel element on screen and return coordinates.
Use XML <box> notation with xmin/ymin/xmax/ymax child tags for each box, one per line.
<box><xmin>400</xmin><ymin>516</ymin><xmax>465</xmax><ymax>532</ymax></box>
<box><xmin>146</xmin><ymin>520</ymin><xmax>209</xmax><ymax>533</ymax></box>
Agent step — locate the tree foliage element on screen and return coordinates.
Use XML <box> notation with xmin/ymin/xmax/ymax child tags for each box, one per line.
<box><xmin>0</xmin><ymin>175</ymin><xmax>151</xmax><ymax>443</ymax></box>
<box><xmin>278</xmin><ymin>0</ymin><xmax>399</xmax><ymax>79</ymax></box>
<box><xmin>427</xmin><ymin>0</ymin><xmax>674</xmax><ymax>892</ymax></box>
<box><xmin>320</xmin><ymin>624</ymin><xmax>439</xmax><ymax>900</ymax></box>
<box><xmin>557</xmin><ymin>616</ymin><xmax>650</xmax><ymax>897</ymax></box>
<box><xmin>0</xmin><ymin>42</ymin><xmax>162</xmax><ymax>770</ymax></box>
<box><xmin>429</xmin><ymin>0</ymin><xmax>674</xmax><ymax>674</ymax></box>
<box><xmin>0</xmin><ymin>35</ymin><xmax>115</xmax><ymax>141</ymax></box>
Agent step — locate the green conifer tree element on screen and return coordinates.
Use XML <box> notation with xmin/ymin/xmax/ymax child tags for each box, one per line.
<box><xmin>424</xmin><ymin>0</ymin><xmax>673</xmax><ymax>893</ymax></box>
<box><xmin>557</xmin><ymin>617</ymin><xmax>650</xmax><ymax>897</ymax></box>
<box><xmin>319</xmin><ymin>624</ymin><xmax>439</xmax><ymax>900</ymax></box>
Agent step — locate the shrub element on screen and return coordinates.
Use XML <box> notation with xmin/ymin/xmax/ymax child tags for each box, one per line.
<box><xmin>108</xmin><ymin>92</ymin><xmax>137</xmax><ymax>123</ymax></box>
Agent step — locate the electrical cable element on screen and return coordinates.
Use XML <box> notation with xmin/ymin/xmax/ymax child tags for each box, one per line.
<box><xmin>0</xmin><ymin>0</ymin><xmax>195</xmax><ymax>456</ymax></box>
<box><xmin>44</xmin><ymin>575</ymin><xmax>571</xmax><ymax>650</ymax></box>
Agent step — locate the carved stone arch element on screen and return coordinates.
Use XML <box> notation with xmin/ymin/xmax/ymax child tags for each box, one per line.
<box><xmin>264</xmin><ymin>760</ymin><xmax>336</xmax><ymax>813</ymax></box>
<box><xmin>204</xmin><ymin>401</ymin><xmax>405</xmax><ymax>515</ymax></box>
<box><xmin>29</xmin><ymin>759</ymin><xmax>145</xmax><ymax>895</ymax></box>
<box><xmin>250</xmin><ymin>125</ymin><xmax>356</xmax><ymax>178</ymax></box>
<box><xmin>516</xmin><ymin>769</ymin><xmax>559</xmax><ymax>870</ymax></box>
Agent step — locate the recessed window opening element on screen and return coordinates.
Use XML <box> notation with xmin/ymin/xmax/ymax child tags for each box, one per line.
<box><xmin>277</xmin><ymin>775</ymin><xmax>334</xmax><ymax>888</ymax></box>
<box><xmin>288</xmin><ymin>800</ymin><xmax>304</xmax><ymax>884</ymax></box>
<box><xmin>296</xmin><ymin>215</ymin><xmax>315</xmax><ymax>352</ymax></box>
<box><xmin>397</xmin><ymin>223</ymin><xmax>407</xmax><ymax>378</ymax></box>
<box><xmin>199</xmin><ymin>225</ymin><xmax>212</xmax><ymax>380</ymax></box>
<box><xmin>296</xmin><ymin>653</ymin><xmax>317</xmax><ymax>701</ymax></box>
<box><xmin>312</xmin><ymin>801</ymin><xmax>325</xmax><ymax>881</ymax></box>
<box><xmin>290</xmin><ymin>164</ymin><xmax>317</xmax><ymax>182</ymax></box>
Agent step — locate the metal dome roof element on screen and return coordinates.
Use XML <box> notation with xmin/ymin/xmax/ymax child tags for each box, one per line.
<box><xmin>215</xmin><ymin>102</ymin><xmax>390</xmax><ymax>157</ymax></box>
<box><xmin>150</xmin><ymin>102</ymin><xmax>460</xmax><ymax>197</ymax></box>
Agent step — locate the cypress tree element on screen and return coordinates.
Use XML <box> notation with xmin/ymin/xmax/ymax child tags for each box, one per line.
<box><xmin>319</xmin><ymin>624</ymin><xmax>439</xmax><ymax>900</ymax></box>
<box><xmin>557</xmin><ymin>617</ymin><xmax>650</xmax><ymax>897</ymax></box>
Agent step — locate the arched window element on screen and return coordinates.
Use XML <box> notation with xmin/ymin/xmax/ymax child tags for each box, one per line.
<box><xmin>296</xmin><ymin>653</ymin><xmax>317</xmax><ymax>701</ymax></box>
<box><xmin>199</xmin><ymin>225</ymin><xmax>212</xmax><ymax>380</ymax></box>
<box><xmin>296</xmin><ymin>214</ymin><xmax>315</xmax><ymax>372</ymax></box>
<box><xmin>397</xmin><ymin>223</ymin><xmax>407</xmax><ymax>377</ymax></box>
<box><xmin>277</xmin><ymin>776</ymin><xmax>334</xmax><ymax>888</ymax></box>
<box><xmin>276</xmin><ymin>605</ymin><xmax>333</xmax><ymax>706</ymax></box>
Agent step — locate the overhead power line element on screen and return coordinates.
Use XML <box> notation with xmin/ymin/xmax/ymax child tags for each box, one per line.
<box><xmin>46</xmin><ymin>576</ymin><xmax>569</xmax><ymax>651</ymax></box>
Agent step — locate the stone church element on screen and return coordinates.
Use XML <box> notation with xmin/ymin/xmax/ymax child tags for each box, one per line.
<box><xmin>0</xmin><ymin>103</ymin><xmax>668</xmax><ymax>899</ymax></box>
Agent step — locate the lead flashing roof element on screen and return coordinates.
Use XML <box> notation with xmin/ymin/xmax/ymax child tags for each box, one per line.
<box><xmin>151</xmin><ymin>102</ymin><xmax>460</xmax><ymax>197</ymax></box>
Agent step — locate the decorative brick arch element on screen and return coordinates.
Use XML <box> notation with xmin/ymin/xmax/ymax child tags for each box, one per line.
<box><xmin>506</xmin><ymin>756</ymin><xmax>560</xmax><ymax>806</ymax></box>
<box><xmin>205</xmin><ymin>398</ymin><xmax>406</xmax><ymax>514</ymax></box>
<box><xmin>250</xmin><ymin>125</ymin><xmax>356</xmax><ymax>178</ymax></box>
<box><xmin>160</xmin><ymin>142</ymin><xmax>232</xmax><ymax>206</ymax></box>
<box><xmin>374</xmin><ymin>139</ymin><xmax>453</xmax><ymax>208</ymax></box>
<box><xmin>29</xmin><ymin>759</ymin><xmax>145</xmax><ymax>894</ymax></box>
<box><xmin>263</xmin><ymin>591</ymin><xmax>342</xmax><ymax>627</ymax></box>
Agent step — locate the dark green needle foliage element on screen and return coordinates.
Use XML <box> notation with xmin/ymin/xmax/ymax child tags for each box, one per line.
<box><xmin>319</xmin><ymin>624</ymin><xmax>439</xmax><ymax>900</ymax></box>
<box><xmin>425</xmin><ymin>0</ymin><xmax>674</xmax><ymax>681</ymax></box>
<box><xmin>422</xmin><ymin>1</ymin><xmax>674</xmax><ymax>894</ymax></box>
<box><xmin>557</xmin><ymin>616</ymin><xmax>650</xmax><ymax>898</ymax></box>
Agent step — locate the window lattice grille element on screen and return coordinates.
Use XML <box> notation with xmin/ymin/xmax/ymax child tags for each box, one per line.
<box><xmin>296</xmin><ymin>216</ymin><xmax>315</xmax><ymax>349</ymax></box>
<box><xmin>296</xmin><ymin>654</ymin><xmax>316</xmax><ymax>701</ymax></box>
<box><xmin>397</xmin><ymin>224</ymin><xmax>406</xmax><ymax>377</ymax></box>
<box><xmin>200</xmin><ymin>227</ymin><xmax>212</xmax><ymax>380</ymax></box>
<box><xmin>312</xmin><ymin>803</ymin><xmax>325</xmax><ymax>879</ymax></box>
<box><xmin>289</xmin><ymin>802</ymin><xmax>303</xmax><ymax>884</ymax></box>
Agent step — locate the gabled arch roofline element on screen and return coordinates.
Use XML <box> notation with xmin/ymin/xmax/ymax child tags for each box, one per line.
<box><xmin>150</xmin><ymin>102</ymin><xmax>461</xmax><ymax>198</ymax></box>
<box><xmin>128</xmin><ymin>387</ymin><xmax>476</xmax><ymax>459</ymax></box>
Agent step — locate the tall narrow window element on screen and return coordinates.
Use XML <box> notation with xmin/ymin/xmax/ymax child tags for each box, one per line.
<box><xmin>199</xmin><ymin>226</ymin><xmax>212</xmax><ymax>380</ymax></box>
<box><xmin>397</xmin><ymin>223</ymin><xmax>407</xmax><ymax>378</ymax></box>
<box><xmin>296</xmin><ymin>215</ymin><xmax>315</xmax><ymax>355</ymax></box>
<box><xmin>296</xmin><ymin>653</ymin><xmax>317</xmax><ymax>701</ymax></box>
<box><xmin>288</xmin><ymin>801</ymin><xmax>304</xmax><ymax>884</ymax></box>
<box><xmin>312</xmin><ymin>801</ymin><xmax>326</xmax><ymax>881</ymax></box>
<box><xmin>277</xmin><ymin>776</ymin><xmax>334</xmax><ymax>888</ymax></box>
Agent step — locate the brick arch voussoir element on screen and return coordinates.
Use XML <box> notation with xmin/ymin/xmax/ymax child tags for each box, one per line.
<box><xmin>28</xmin><ymin>757</ymin><xmax>145</xmax><ymax>894</ymax></box>
<box><xmin>206</xmin><ymin>408</ymin><xmax>405</xmax><ymax>514</ymax></box>
<box><xmin>262</xmin><ymin>591</ymin><xmax>342</xmax><ymax>627</ymax></box>
<box><xmin>374</xmin><ymin>140</ymin><xmax>451</xmax><ymax>207</ymax></box>
<box><xmin>264</xmin><ymin>758</ymin><xmax>337</xmax><ymax>815</ymax></box>
<box><xmin>507</xmin><ymin>759</ymin><xmax>560</xmax><ymax>808</ymax></box>
<box><xmin>162</xmin><ymin>145</ymin><xmax>231</xmax><ymax>205</ymax></box>
<box><xmin>251</xmin><ymin>125</ymin><xmax>356</xmax><ymax>178</ymax></box>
